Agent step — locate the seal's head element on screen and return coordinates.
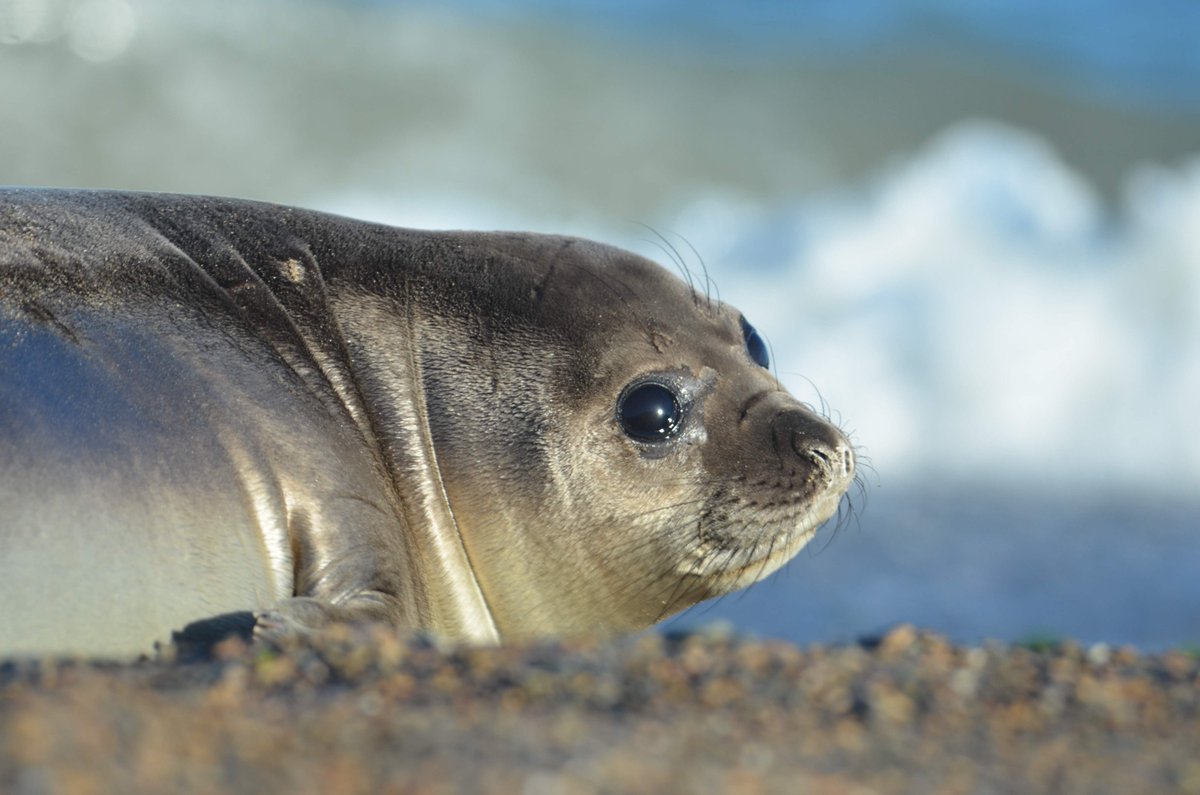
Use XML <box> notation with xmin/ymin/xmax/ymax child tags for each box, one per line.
<box><xmin>345</xmin><ymin>233</ymin><xmax>856</xmax><ymax>639</ymax></box>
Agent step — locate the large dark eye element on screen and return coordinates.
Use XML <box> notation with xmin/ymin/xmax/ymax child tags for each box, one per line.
<box><xmin>740</xmin><ymin>316</ymin><xmax>769</xmax><ymax>369</ymax></box>
<box><xmin>618</xmin><ymin>382</ymin><xmax>681</xmax><ymax>441</ymax></box>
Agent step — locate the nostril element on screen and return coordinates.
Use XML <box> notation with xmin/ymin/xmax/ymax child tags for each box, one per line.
<box><xmin>792</xmin><ymin>429</ymin><xmax>854</xmax><ymax>480</ymax></box>
<box><xmin>808</xmin><ymin>447</ymin><xmax>835</xmax><ymax>478</ymax></box>
<box><xmin>781</xmin><ymin>411</ymin><xmax>855</xmax><ymax>480</ymax></box>
<box><xmin>792</xmin><ymin>430</ymin><xmax>834</xmax><ymax>471</ymax></box>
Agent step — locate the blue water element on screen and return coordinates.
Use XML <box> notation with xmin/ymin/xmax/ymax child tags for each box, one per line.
<box><xmin>664</xmin><ymin>485</ymin><xmax>1200</xmax><ymax>650</ymax></box>
<box><xmin>379</xmin><ymin>0</ymin><xmax>1200</xmax><ymax>109</ymax></box>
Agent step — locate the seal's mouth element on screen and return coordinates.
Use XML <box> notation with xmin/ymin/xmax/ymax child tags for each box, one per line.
<box><xmin>666</xmin><ymin>394</ymin><xmax>856</xmax><ymax>599</ymax></box>
<box><xmin>676</xmin><ymin>485</ymin><xmax>848</xmax><ymax>595</ymax></box>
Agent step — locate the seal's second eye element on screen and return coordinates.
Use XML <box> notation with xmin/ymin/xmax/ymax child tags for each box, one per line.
<box><xmin>618</xmin><ymin>383</ymin><xmax>681</xmax><ymax>441</ymax></box>
<box><xmin>740</xmin><ymin>316</ymin><xmax>769</xmax><ymax>369</ymax></box>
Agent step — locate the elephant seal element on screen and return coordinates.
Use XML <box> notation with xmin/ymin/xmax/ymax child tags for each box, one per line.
<box><xmin>0</xmin><ymin>189</ymin><xmax>856</xmax><ymax>657</ymax></box>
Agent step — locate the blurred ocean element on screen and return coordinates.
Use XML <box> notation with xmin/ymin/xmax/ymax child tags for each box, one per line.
<box><xmin>2</xmin><ymin>0</ymin><xmax>1197</xmax><ymax>648</ymax></box>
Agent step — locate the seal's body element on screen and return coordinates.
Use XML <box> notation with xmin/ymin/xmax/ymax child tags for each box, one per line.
<box><xmin>0</xmin><ymin>190</ymin><xmax>855</xmax><ymax>657</ymax></box>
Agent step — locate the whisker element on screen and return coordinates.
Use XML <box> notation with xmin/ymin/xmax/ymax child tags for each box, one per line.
<box><xmin>766</xmin><ymin>336</ymin><xmax>780</xmax><ymax>387</ymax></box>
<box><xmin>674</xmin><ymin>233</ymin><xmax>719</xmax><ymax>309</ymax></box>
<box><xmin>632</xmin><ymin>223</ymin><xmax>698</xmax><ymax>304</ymax></box>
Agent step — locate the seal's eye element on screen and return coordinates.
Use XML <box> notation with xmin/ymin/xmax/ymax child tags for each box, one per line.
<box><xmin>618</xmin><ymin>382</ymin><xmax>681</xmax><ymax>441</ymax></box>
<box><xmin>740</xmin><ymin>316</ymin><xmax>769</xmax><ymax>369</ymax></box>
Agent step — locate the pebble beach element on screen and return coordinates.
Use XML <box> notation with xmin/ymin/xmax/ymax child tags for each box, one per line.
<box><xmin>3</xmin><ymin>625</ymin><xmax>1198</xmax><ymax>795</ymax></box>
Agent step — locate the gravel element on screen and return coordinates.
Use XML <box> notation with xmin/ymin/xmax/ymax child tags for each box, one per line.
<box><xmin>2</xmin><ymin>624</ymin><xmax>1198</xmax><ymax>794</ymax></box>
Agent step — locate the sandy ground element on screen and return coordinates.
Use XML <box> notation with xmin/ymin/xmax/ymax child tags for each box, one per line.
<box><xmin>2</xmin><ymin>624</ymin><xmax>1198</xmax><ymax>795</ymax></box>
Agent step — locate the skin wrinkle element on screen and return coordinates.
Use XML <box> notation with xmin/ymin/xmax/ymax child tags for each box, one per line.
<box><xmin>738</xmin><ymin>389</ymin><xmax>776</xmax><ymax>425</ymax></box>
<box><xmin>148</xmin><ymin>207</ymin><xmax>416</xmax><ymax>616</ymax></box>
<box><xmin>403</xmin><ymin>300</ymin><xmax>500</xmax><ymax>642</ymax></box>
<box><xmin>217</xmin><ymin>425</ymin><xmax>293</xmax><ymax>604</ymax></box>
<box><xmin>271</xmin><ymin>247</ymin><xmax>382</xmax><ymax>443</ymax></box>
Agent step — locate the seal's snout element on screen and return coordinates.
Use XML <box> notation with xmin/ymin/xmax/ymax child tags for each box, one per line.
<box><xmin>779</xmin><ymin>411</ymin><xmax>855</xmax><ymax>484</ymax></box>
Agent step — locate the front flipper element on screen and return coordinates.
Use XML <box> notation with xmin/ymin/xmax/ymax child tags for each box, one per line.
<box><xmin>252</xmin><ymin>592</ymin><xmax>403</xmax><ymax>644</ymax></box>
<box><xmin>166</xmin><ymin>611</ymin><xmax>257</xmax><ymax>660</ymax></box>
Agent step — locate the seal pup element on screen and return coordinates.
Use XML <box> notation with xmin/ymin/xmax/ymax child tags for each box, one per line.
<box><xmin>0</xmin><ymin>189</ymin><xmax>856</xmax><ymax>657</ymax></box>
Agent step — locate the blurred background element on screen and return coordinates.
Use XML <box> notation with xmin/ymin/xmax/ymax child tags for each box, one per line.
<box><xmin>2</xmin><ymin>0</ymin><xmax>1197</xmax><ymax>649</ymax></box>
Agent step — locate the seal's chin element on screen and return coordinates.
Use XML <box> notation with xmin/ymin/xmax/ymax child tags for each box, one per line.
<box><xmin>677</xmin><ymin>488</ymin><xmax>847</xmax><ymax>596</ymax></box>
